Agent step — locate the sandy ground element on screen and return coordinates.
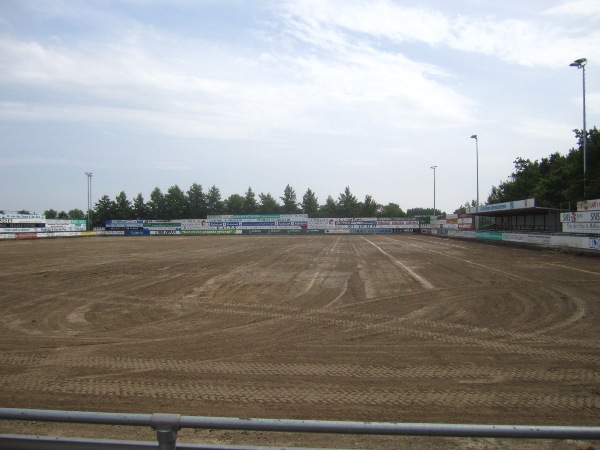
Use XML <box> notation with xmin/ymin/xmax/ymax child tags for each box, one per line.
<box><xmin>0</xmin><ymin>234</ymin><xmax>599</xmax><ymax>449</ymax></box>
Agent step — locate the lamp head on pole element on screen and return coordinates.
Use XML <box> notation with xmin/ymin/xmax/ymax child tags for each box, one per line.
<box><xmin>470</xmin><ymin>134</ymin><xmax>477</xmax><ymax>140</ymax></box>
<box><xmin>431</xmin><ymin>165</ymin><xmax>437</xmax><ymax>170</ymax></box>
<box><xmin>570</xmin><ymin>58</ymin><xmax>587</xmax><ymax>69</ymax></box>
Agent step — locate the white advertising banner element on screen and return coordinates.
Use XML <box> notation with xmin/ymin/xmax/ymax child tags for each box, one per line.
<box><xmin>577</xmin><ymin>199</ymin><xmax>600</xmax><ymax>212</ymax></box>
<box><xmin>562</xmin><ymin>222</ymin><xmax>600</xmax><ymax>233</ymax></box>
<box><xmin>560</xmin><ymin>211</ymin><xmax>600</xmax><ymax>223</ymax></box>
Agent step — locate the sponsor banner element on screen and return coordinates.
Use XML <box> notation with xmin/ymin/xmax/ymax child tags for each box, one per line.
<box><xmin>443</xmin><ymin>223</ymin><xmax>459</xmax><ymax>230</ymax></box>
<box><xmin>577</xmin><ymin>199</ymin><xmax>600</xmax><ymax>212</ymax></box>
<box><xmin>208</xmin><ymin>214</ymin><xmax>308</xmax><ymax>220</ymax></box>
<box><xmin>325</xmin><ymin>228</ymin><xmax>350</xmax><ymax>234</ymax></box>
<box><xmin>144</xmin><ymin>226</ymin><xmax>182</xmax><ymax>231</ymax></box>
<box><xmin>377</xmin><ymin>220</ymin><xmax>419</xmax><ymax>228</ymax></box>
<box><xmin>45</xmin><ymin>220</ymin><xmax>72</xmax><ymax>225</ymax></box>
<box><xmin>502</xmin><ymin>233</ymin><xmax>526</xmax><ymax>243</ymax></box>
<box><xmin>81</xmin><ymin>231</ymin><xmax>96</xmax><ymax>237</ymax></box>
<box><xmin>180</xmin><ymin>230</ymin><xmax>238</xmax><ymax>235</ymax></box>
<box><xmin>349</xmin><ymin>228</ymin><xmax>392</xmax><ymax>234</ymax></box>
<box><xmin>451</xmin><ymin>230</ymin><xmax>477</xmax><ymax>239</ymax></box>
<box><xmin>458</xmin><ymin>223</ymin><xmax>473</xmax><ymax>230</ymax></box>
<box><xmin>468</xmin><ymin>198</ymin><xmax>535</xmax><ymax>214</ymax></box>
<box><xmin>105</xmin><ymin>226</ymin><xmax>144</xmax><ymax>231</ymax></box>
<box><xmin>70</xmin><ymin>220</ymin><xmax>87</xmax><ymax>224</ymax></box>
<box><xmin>562</xmin><ymin>222</ymin><xmax>600</xmax><ymax>233</ymax></box>
<box><xmin>180</xmin><ymin>219</ymin><xmax>207</xmax><ymax>225</ymax></box>
<box><xmin>0</xmin><ymin>223</ymin><xmax>45</xmax><ymax>228</ymax></box>
<box><xmin>0</xmin><ymin>233</ymin><xmax>16</xmax><ymax>239</ymax></box>
<box><xmin>334</xmin><ymin>220</ymin><xmax>377</xmax><ymax>228</ymax></box>
<box><xmin>37</xmin><ymin>232</ymin><xmax>81</xmax><ymax>238</ymax></box>
<box><xmin>143</xmin><ymin>222</ymin><xmax>181</xmax><ymax>227</ymax></box>
<box><xmin>240</xmin><ymin>229</ymin><xmax>319</xmax><ymax>234</ymax></box>
<box><xmin>446</xmin><ymin>218</ymin><xmax>458</xmax><ymax>224</ymax></box>
<box><xmin>476</xmin><ymin>231</ymin><xmax>503</xmax><ymax>241</ymax></box>
<box><xmin>93</xmin><ymin>227</ymin><xmax>106</xmax><ymax>231</ymax></box>
<box><xmin>16</xmin><ymin>233</ymin><xmax>37</xmax><ymax>239</ymax></box>
<box><xmin>525</xmin><ymin>234</ymin><xmax>552</xmax><ymax>246</ymax></box>
<box><xmin>0</xmin><ymin>214</ymin><xmax>44</xmax><ymax>220</ymax></box>
<box><xmin>38</xmin><ymin>226</ymin><xmax>84</xmax><ymax>232</ymax></box>
<box><xmin>100</xmin><ymin>230</ymin><xmax>125</xmax><ymax>235</ymax></box>
<box><xmin>560</xmin><ymin>211</ymin><xmax>600</xmax><ymax>223</ymax></box>
<box><xmin>149</xmin><ymin>230</ymin><xmax>180</xmax><ymax>235</ymax></box>
<box><xmin>124</xmin><ymin>229</ymin><xmax>150</xmax><ymax>236</ymax></box>
<box><xmin>589</xmin><ymin>237</ymin><xmax>600</xmax><ymax>250</ymax></box>
<box><xmin>106</xmin><ymin>220</ymin><xmax>144</xmax><ymax>227</ymax></box>
<box><xmin>392</xmin><ymin>228</ymin><xmax>418</xmax><ymax>233</ymax></box>
<box><xmin>0</xmin><ymin>227</ymin><xmax>42</xmax><ymax>233</ymax></box>
<box><xmin>0</xmin><ymin>217</ymin><xmax>45</xmax><ymax>224</ymax></box>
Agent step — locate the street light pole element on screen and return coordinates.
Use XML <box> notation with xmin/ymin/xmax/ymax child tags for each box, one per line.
<box><xmin>85</xmin><ymin>172</ymin><xmax>93</xmax><ymax>231</ymax></box>
<box><xmin>570</xmin><ymin>57</ymin><xmax>587</xmax><ymax>199</ymax></box>
<box><xmin>431</xmin><ymin>165</ymin><xmax>437</xmax><ymax>215</ymax></box>
<box><xmin>470</xmin><ymin>135</ymin><xmax>479</xmax><ymax>206</ymax></box>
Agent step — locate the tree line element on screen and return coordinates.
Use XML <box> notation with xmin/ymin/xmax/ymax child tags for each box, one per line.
<box><xmin>486</xmin><ymin>128</ymin><xmax>599</xmax><ymax>208</ymax></box>
<box><xmin>83</xmin><ymin>184</ymin><xmax>442</xmax><ymax>226</ymax></box>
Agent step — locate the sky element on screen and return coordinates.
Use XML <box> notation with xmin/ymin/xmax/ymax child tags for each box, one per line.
<box><xmin>1</xmin><ymin>0</ymin><xmax>599</xmax><ymax>216</ymax></box>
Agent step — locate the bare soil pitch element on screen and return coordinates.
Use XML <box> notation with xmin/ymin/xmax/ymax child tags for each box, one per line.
<box><xmin>1</xmin><ymin>235</ymin><xmax>599</xmax><ymax>449</ymax></box>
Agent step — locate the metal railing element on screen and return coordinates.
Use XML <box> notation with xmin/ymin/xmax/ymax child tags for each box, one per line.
<box><xmin>1</xmin><ymin>408</ymin><xmax>600</xmax><ymax>449</ymax></box>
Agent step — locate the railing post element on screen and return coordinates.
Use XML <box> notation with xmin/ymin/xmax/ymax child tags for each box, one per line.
<box><xmin>151</xmin><ymin>413</ymin><xmax>180</xmax><ymax>450</ymax></box>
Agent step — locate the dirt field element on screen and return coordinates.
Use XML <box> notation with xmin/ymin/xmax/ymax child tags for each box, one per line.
<box><xmin>1</xmin><ymin>234</ymin><xmax>600</xmax><ymax>449</ymax></box>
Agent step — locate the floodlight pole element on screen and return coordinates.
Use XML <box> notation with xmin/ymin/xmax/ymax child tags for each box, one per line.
<box><xmin>470</xmin><ymin>135</ymin><xmax>479</xmax><ymax>206</ymax></box>
<box><xmin>431</xmin><ymin>166</ymin><xmax>437</xmax><ymax>215</ymax></box>
<box><xmin>570</xmin><ymin>57</ymin><xmax>587</xmax><ymax>199</ymax></box>
<box><xmin>85</xmin><ymin>172</ymin><xmax>93</xmax><ymax>231</ymax></box>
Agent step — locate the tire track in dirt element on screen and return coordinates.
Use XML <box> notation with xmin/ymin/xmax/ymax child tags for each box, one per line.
<box><xmin>3</xmin><ymin>353</ymin><xmax>599</xmax><ymax>382</ymax></box>
<box><xmin>380</xmin><ymin>236</ymin><xmax>532</xmax><ymax>282</ymax></box>
<box><xmin>1</xmin><ymin>374</ymin><xmax>598</xmax><ymax>411</ymax></box>
<box><xmin>360</xmin><ymin>237</ymin><xmax>435</xmax><ymax>290</ymax></box>
<box><xmin>185</xmin><ymin>302</ymin><xmax>600</xmax><ymax>365</ymax></box>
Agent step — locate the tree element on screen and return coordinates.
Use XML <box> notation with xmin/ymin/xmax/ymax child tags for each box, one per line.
<box><xmin>44</xmin><ymin>209</ymin><xmax>58</xmax><ymax>219</ymax></box>
<box><xmin>147</xmin><ymin>187</ymin><xmax>167</xmax><ymax>219</ymax></box>
<box><xmin>243</xmin><ymin>187</ymin><xmax>258</xmax><ymax>215</ymax></box>
<box><xmin>17</xmin><ymin>210</ymin><xmax>30</xmax><ymax>215</ymax></box>
<box><xmin>132</xmin><ymin>193</ymin><xmax>147</xmax><ymax>219</ymax></box>
<box><xmin>301</xmin><ymin>188</ymin><xmax>319</xmax><ymax>217</ymax></box>
<box><xmin>114</xmin><ymin>191</ymin><xmax>133</xmax><ymax>219</ymax></box>
<box><xmin>379</xmin><ymin>203</ymin><xmax>405</xmax><ymax>218</ymax></box>
<box><xmin>360</xmin><ymin>195</ymin><xmax>379</xmax><ymax>217</ymax></box>
<box><xmin>165</xmin><ymin>185</ymin><xmax>187</xmax><ymax>219</ymax></box>
<box><xmin>319</xmin><ymin>195</ymin><xmax>338</xmax><ymax>217</ymax></box>
<box><xmin>224</xmin><ymin>194</ymin><xmax>244</xmax><ymax>214</ymax></box>
<box><xmin>337</xmin><ymin>186</ymin><xmax>359</xmax><ymax>218</ymax></box>
<box><xmin>57</xmin><ymin>211</ymin><xmax>69</xmax><ymax>219</ymax></box>
<box><xmin>94</xmin><ymin>195</ymin><xmax>115</xmax><ymax>226</ymax></box>
<box><xmin>68</xmin><ymin>209</ymin><xmax>85</xmax><ymax>220</ymax></box>
<box><xmin>258</xmin><ymin>193</ymin><xmax>280</xmax><ymax>214</ymax></box>
<box><xmin>280</xmin><ymin>184</ymin><xmax>300</xmax><ymax>214</ymax></box>
<box><xmin>206</xmin><ymin>185</ymin><xmax>223</xmax><ymax>216</ymax></box>
<box><xmin>186</xmin><ymin>183</ymin><xmax>206</xmax><ymax>219</ymax></box>
<box><xmin>406</xmin><ymin>207</ymin><xmax>441</xmax><ymax>217</ymax></box>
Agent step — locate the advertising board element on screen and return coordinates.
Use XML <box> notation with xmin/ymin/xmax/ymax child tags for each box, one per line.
<box><xmin>476</xmin><ymin>231</ymin><xmax>503</xmax><ymax>241</ymax></box>
<box><xmin>0</xmin><ymin>214</ymin><xmax>44</xmax><ymax>220</ymax></box>
<box><xmin>149</xmin><ymin>230</ymin><xmax>180</xmax><ymax>235</ymax></box>
<box><xmin>180</xmin><ymin>230</ymin><xmax>238</xmax><ymax>235</ymax></box>
<box><xmin>560</xmin><ymin>211</ymin><xmax>600</xmax><ymax>223</ymax></box>
<box><xmin>577</xmin><ymin>199</ymin><xmax>600</xmax><ymax>212</ymax></box>
<box><xmin>106</xmin><ymin>220</ymin><xmax>144</xmax><ymax>227</ymax></box>
<box><xmin>562</xmin><ymin>222</ymin><xmax>600</xmax><ymax>233</ymax></box>
<box><xmin>125</xmin><ymin>229</ymin><xmax>150</xmax><ymax>236</ymax></box>
<box><xmin>467</xmin><ymin>198</ymin><xmax>535</xmax><ymax>214</ymax></box>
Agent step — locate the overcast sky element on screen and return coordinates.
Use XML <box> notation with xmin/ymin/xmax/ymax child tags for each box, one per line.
<box><xmin>1</xmin><ymin>0</ymin><xmax>599</xmax><ymax>215</ymax></box>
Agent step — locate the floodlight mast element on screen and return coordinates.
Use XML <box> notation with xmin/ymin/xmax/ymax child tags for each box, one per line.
<box><xmin>431</xmin><ymin>166</ymin><xmax>437</xmax><ymax>215</ymax></box>
<box><xmin>570</xmin><ymin>57</ymin><xmax>587</xmax><ymax>199</ymax></box>
<box><xmin>85</xmin><ymin>172</ymin><xmax>93</xmax><ymax>231</ymax></box>
<box><xmin>470</xmin><ymin>135</ymin><xmax>479</xmax><ymax>206</ymax></box>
